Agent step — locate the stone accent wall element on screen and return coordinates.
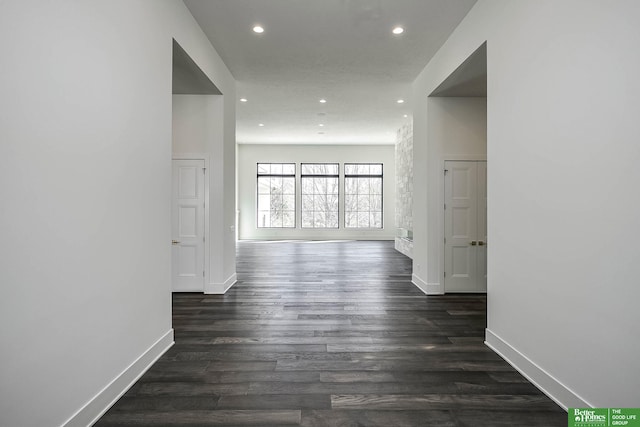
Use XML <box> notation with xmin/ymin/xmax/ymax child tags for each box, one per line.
<box><xmin>394</xmin><ymin>121</ymin><xmax>413</xmax><ymax>258</ymax></box>
<box><xmin>395</xmin><ymin>235</ymin><xmax>414</xmax><ymax>259</ymax></box>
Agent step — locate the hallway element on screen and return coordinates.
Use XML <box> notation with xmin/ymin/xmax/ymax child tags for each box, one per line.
<box><xmin>96</xmin><ymin>241</ymin><xmax>565</xmax><ymax>426</ymax></box>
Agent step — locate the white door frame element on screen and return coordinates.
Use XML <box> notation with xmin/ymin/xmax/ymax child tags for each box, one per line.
<box><xmin>441</xmin><ymin>155</ymin><xmax>487</xmax><ymax>293</ymax></box>
<box><xmin>172</xmin><ymin>153</ymin><xmax>210</xmax><ymax>290</ymax></box>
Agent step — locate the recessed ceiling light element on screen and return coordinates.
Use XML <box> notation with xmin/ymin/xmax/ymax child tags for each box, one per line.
<box><xmin>392</xmin><ymin>26</ymin><xmax>404</xmax><ymax>35</ymax></box>
<box><xmin>319</xmin><ymin>99</ymin><xmax>327</xmax><ymax>103</ymax></box>
<box><xmin>319</xmin><ymin>124</ymin><xmax>324</xmax><ymax>127</ymax></box>
<box><xmin>253</xmin><ymin>26</ymin><xmax>264</xmax><ymax>33</ymax></box>
<box><xmin>397</xmin><ymin>99</ymin><xmax>405</xmax><ymax>104</ymax></box>
<box><xmin>403</xmin><ymin>114</ymin><xmax>408</xmax><ymax>118</ymax></box>
<box><xmin>258</xmin><ymin>123</ymin><xmax>264</xmax><ymax>127</ymax></box>
<box><xmin>240</xmin><ymin>98</ymin><xmax>247</xmax><ymax>102</ymax></box>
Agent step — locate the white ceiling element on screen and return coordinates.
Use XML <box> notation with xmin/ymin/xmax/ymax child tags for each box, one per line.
<box><xmin>183</xmin><ymin>0</ymin><xmax>478</xmax><ymax>144</ymax></box>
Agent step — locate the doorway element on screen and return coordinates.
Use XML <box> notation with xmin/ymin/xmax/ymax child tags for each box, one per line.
<box><xmin>171</xmin><ymin>39</ymin><xmax>224</xmax><ymax>294</ymax></box>
<box><xmin>425</xmin><ymin>42</ymin><xmax>487</xmax><ymax>295</ymax></box>
<box><xmin>443</xmin><ymin>160</ymin><xmax>487</xmax><ymax>292</ymax></box>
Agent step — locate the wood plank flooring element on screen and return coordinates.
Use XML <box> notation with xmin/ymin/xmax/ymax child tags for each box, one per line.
<box><xmin>95</xmin><ymin>240</ymin><xmax>566</xmax><ymax>426</ymax></box>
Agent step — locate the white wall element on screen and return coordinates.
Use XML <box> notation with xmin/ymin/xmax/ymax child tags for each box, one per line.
<box><xmin>173</xmin><ymin>95</ymin><xmax>215</xmax><ymax>153</ymax></box>
<box><xmin>413</xmin><ymin>0</ymin><xmax>640</xmax><ymax>409</ymax></box>
<box><xmin>172</xmin><ymin>94</ymin><xmax>236</xmax><ymax>293</ymax></box>
<box><xmin>238</xmin><ymin>144</ymin><xmax>396</xmax><ymax>240</ymax></box>
<box><xmin>0</xmin><ymin>1</ymin><xmax>235</xmax><ymax>426</ymax></box>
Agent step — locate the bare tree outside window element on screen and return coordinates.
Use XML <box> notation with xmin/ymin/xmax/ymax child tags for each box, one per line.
<box><xmin>257</xmin><ymin>163</ymin><xmax>295</xmax><ymax>228</ymax></box>
<box><xmin>345</xmin><ymin>163</ymin><xmax>383</xmax><ymax>228</ymax></box>
<box><xmin>301</xmin><ymin>163</ymin><xmax>339</xmax><ymax>228</ymax></box>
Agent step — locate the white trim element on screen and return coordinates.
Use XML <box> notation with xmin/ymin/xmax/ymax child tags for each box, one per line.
<box><xmin>221</xmin><ymin>273</ymin><xmax>237</xmax><ymax>293</ymax></box>
<box><xmin>411</xmin><ymin>274</ymin><xmax>444</xmax><ymax>295</ymax></box>
<box><xmin>485</xmin><ymin>328</ymin><xmax>586</xmax><ymax>411</ymax></box>
<box><xmin>62</xmin><ymin>329</ymin><xmax>174</xmax><ymax>427</ymax></box>
<box><xmin>172</xmin><ymin>153</ymin><xmax>211</xmax><ymax>159</ymax></box>
<box><xmin>205</xmin><ymin>272</ymin><xmax>237</xmax><ymax>294</ymax></box>
<box><xmin>442</xmin><ymin>154</ymin><xmax>487</xmax><ymax>161</ymax></box>
<box><xmin>411</xmin><ymin>274</ymin><xmax>428</xmax><ymax>293</ymax></box>
<box><xmin>240</xmin><ymin>235</ymin><xmax>395</xmax><ymax>241</ymax></box>
<box><xmin>172</xmin><ymin>153</ymin><xmax>210</xmax><ymax>291</ymax></box>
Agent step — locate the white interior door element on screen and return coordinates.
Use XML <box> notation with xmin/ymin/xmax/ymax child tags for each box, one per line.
<box><xmin>172</xmin><ymin>159</ymin><xmax>205</xmax><ymax>292</ymax></box>
<box><xmin>444</xmin><ymin>160</ymin><xmax>487</xmax><ymax>292</ymax></box>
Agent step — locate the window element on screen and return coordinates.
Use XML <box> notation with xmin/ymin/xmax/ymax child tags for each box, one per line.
<box><xmin>301</xmin><ymin>163</ymin><xmax>339</xmax><ymax>228</ymax></box>
<box><xmin>345</xmin><ymin>163</ymin><xmax>383</xmax><ymax>228</ymax></box>
<box><xmin>257</xmin><ymin>163</ymin><xmax>296</xmax><ymax>228</ymax></box>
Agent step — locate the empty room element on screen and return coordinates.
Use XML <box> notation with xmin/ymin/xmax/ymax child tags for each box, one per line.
<box><xmin>1</xmin><ymin>1</ymin><xmax>639</xmax><ymax>427</ymax></box>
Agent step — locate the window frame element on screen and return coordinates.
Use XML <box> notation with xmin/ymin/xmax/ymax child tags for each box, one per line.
<box><xmin>344</xmin><ymin>163</ymin><xmax>384</xmax><ymax>229</ymax></box>
<box><xmin>256</xmin><ymin>163</ymin><xmax>297</xmax><ymax>229</ymax></box>
<box><xmin>300</xmin><ymin>162</ymin><xmax>340</xmax><ymax>229</ymax></box>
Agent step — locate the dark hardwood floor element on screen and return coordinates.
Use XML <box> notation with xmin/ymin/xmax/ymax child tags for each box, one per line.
<box><xmin>95</xmin><ymin>240</ymin><xmax>566</xmax><ymax>426</ymax></box>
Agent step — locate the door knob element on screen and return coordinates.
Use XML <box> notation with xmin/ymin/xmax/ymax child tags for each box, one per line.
<box><xmin>478</xmin><ymin>241</ymin><xmax>485</xmax><ymax>246</ymax></box>
<box><xmin>171</xmin><ymin>240</ymin><xmax>180</xmax><ymax>245</ymax></box>
<box><xmin>470</xmin><ymin>241</ymin><xmax>477</xmax><ymax>246</ymax></box>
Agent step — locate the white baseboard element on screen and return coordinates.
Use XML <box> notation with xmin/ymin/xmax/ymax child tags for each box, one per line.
<box><xmin>238</xmin><ymin>236</ymin><xmax>396</xmax><ymax>241</ymax></box>
<box><xmin>63</xmin><ymin>329</ymin><xmax>174</xmax><ymax>427</ymax></box>
<box><xmin>222</xmin><ymin>273</ymin><xmax>237</xmax><ymax>293</ymax></box>
<box><xmin>411</xmin><ymin>274</ymin><xmax>444</xmax><ymax>295</ymax></box>
<box><xmin>205</xmin><ymin>272</ymin><xmax>237</xmax><ymax>294</ymax></box>
<box><xmin>485</xmin><ymin>328</ymin><xmax>586</xmax><ymax>411</ymax></box>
